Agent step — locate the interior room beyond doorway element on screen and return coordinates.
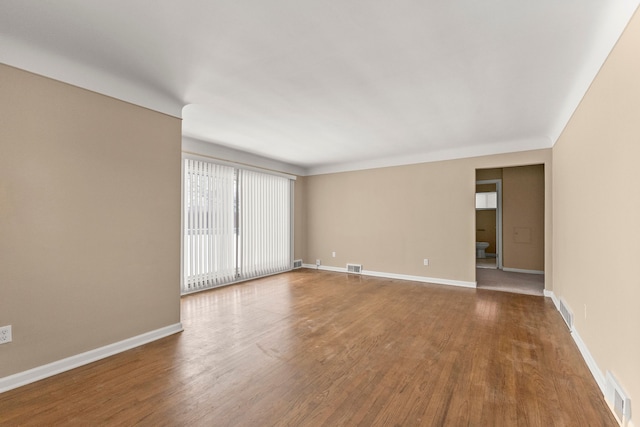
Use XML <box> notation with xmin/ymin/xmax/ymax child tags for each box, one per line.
<box><xmin>476</xmin><ymin>165</ymin><xmax>545</xmax><ymax>295</ymax></box>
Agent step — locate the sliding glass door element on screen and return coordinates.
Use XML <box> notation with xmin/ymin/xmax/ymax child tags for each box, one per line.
<box><xmin>183</xmin><ymin>160</ymin><xmax>236</xmax><ymax>292</ymax></box>
<box><xmin>238</xmin><ymin>169</ymin><xmax>291</xmax><ymax>280</ymax></box>
<box><xmin>182</xmin><ymin>157</ymin><xmax>292</xmax><ymax>294</ymax></box>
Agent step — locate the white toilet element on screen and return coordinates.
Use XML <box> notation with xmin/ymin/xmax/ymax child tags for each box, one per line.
<box><xmin>476</xmin><ymin>242</ymin><xmax>490</xmax><ymax>259</ymax></box>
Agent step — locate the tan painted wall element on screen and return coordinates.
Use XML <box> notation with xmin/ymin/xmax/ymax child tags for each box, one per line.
<box><xmin>503</xmin><ymin>165</ymin><xmax>545</xmax><ymax>271</ymax></box>
<box><xmin>305</xmin><ymin>149</ymin><xmax>552</xmax><ymax>286</ymax></box>
<box><xmin>475</xmin><ymin>183</ymin><xmax>496</xmax><ymax>192</ymax></box>
<box><xmin>476</xmin><ymin>210</ymin><xmax>497</xmax><ymax>254</ymax></box>
<box><xmin>552</xmin><ymin>8</ymin><xmax>640</xmax><ymax>411</ymax></box>
<box><xmin>476</xmin><ymin>168</ymin><xmax>503</xmax><ymax>181</ymax></box>
<box><xmin>0</xmin><ymin>65</ymin><xmax>182</xmax><ymax>377</ymax></box>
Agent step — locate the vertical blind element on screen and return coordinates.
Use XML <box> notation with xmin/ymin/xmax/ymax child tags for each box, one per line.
<box><xmin>183</xmin><ymin>160</ymin><xmax>236</xmax><ymax>292</ymax></box>
<box><xmin>182</xmin><ymin>157</ymin><xmax>292</xmax><ymax>294</ymax></box>
<box><xmin>238</xmin><ymin>169</ymin><xmax>291</xmax><ymax>280</ymax></box>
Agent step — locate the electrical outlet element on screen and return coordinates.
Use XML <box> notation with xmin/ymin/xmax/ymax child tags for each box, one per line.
<box><xmin>423</xmin><ymin>259</ymin><xmax>429</xmax><ymax>266</ymax></box>
<box><xmin>332</xmin><ymin>251</ymin><xmax>336</xmax><ymax>258</ymax></box>
<box><xmin>0</xmin><ymin>325</ymin><xmax>12</xmax><ymax>344</ymax></box>
<box><xmin>316</xmin><ymin>259</ymin><xmax>321</xmax><ymax>266</ymax></box>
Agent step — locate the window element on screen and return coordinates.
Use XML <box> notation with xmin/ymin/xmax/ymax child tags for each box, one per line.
<box><xmin>182</xmin><ymin>157</ymin><xmax>293</xmax><ymax>294</ymax></box>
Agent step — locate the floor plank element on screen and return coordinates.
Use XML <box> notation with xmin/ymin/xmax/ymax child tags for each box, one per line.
<box><xmin>0</xmin><ymin>269</ymin><xmax>616</xmax><ymax>426</ymax></box>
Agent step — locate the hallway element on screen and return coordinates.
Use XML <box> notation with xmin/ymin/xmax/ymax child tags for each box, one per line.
<box><xmin>476</xmin><ymin>268</ymin><xmax>544</xmax><ymax>296</ymax></box>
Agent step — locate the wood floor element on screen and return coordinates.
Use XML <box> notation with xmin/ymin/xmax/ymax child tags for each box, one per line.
<box><xmin>0</xmin><ymin>270</ymin><xmax>616</xmax><ymax>426</ymax></box>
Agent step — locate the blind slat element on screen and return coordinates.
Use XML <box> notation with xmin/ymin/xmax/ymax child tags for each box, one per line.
<box><xmin>182</xmin><ymin>159</ymin><xmax>291</xmax><ymax>294</ymax></box>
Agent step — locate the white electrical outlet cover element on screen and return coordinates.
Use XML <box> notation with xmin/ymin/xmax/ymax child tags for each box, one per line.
<box><xmin>0</xmin><ymin>325</ymin><xmax>12</xmax><ymax>344</ymax></box>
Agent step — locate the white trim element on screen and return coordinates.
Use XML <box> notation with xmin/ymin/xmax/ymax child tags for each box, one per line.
<box><xmin>307</xmin><ymin>136</ymin><xmax>552</xmax><ymax>176</ymax></box>
<box><xmin>0</xmin><ymin>37</ymin><xmax>184</xmax><ymax>118</ymax></box>
<box><xmin>547</xmin><ymin>0</ymin><xmax>640</xmax><ymax>146</ymax></box>
<box><xmin>364</xmin><ymin>269</ymin><xmax>476</xmax><ymax>288</ymax></box>
<box><xmin>544</xmin><ymin>290</ymin><xmax>560</xmax><ymax>310</ymax></box>
<box><xmin>547</xmin><ymin>294</ymin><xmax>637</xmax><ymax>426</ymax></box>
<box><xmin>182</xmin><ymin>137</ymin><xmax>304</xmax><ymax>177</ymax></box>
<box><xmin>180</xmin><ymin>156</ymin><xmax>185</xmax><ymax>297</ymax></box>
<box><xmin>502</xmin><ymin>267</ymin><xmax>544</xmax><ymax>275</ymax></box>
<box><xmin>605</xmin><ymin>371</ymin><xmax>632</xmax><ymax>425</ymax></box>
<box><xmin>303</xmin><ymin>265</ymin><xmax>476</xmax><ymax>289</ymax></box>
<box><xmin>182</xmin><ymin>151</ymin><xmax>297</xmax><ymax>181</ymax></box>
<box><xmin>302</xmin><ymin>263</ymin><xmax>345</xmax><ymax>273</ymax></box>
<box><xmin>571</xmin><ymin>328</ymin><xmax>607</xmax><ymax>396</ymax></box>
<box><xmin>315</xmin><ymin>264</ymin><xmax>346</xmax><ymax>273</ymax></box>
<box><xmin>0</xmin><ymin>323</ymin><xmax>183</xmax><ymax>394</ymax></box>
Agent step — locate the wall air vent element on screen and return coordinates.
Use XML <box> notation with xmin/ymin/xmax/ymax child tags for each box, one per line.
<box><xmin>346</xmin><ymin>264</ymin><xmax>362</xmax><ymax>274</ymax></box>
<box><xmin>293</xmin><ymin>259</ymin><xmax>303</xmax><ymax>269</ymax></box>
<box><xmin>558</xmin><ymin>298</ymin><xmax>574</xmax><ymax>330</ymax></box>
<box><xmin>606</xmin><ymin>371</ymin><xmax>631</xmax><ymax>425</ymax></box>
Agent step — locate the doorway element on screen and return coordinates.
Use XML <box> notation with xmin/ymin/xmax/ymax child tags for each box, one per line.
<box><xmin>476</xmin><ymin>179</ymin><xmax>502</xmax><ymax>270</ymax></box>
<box><xmin>475</xmin><ymin>165</ymin><xmax>545</xmax><ymax>296</ymax></box>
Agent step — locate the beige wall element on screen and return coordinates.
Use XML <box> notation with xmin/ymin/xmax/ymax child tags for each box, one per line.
<box><xmin>553</xmin><ymin>7</ymin><xmax>640</xmax><ymax>411</ymax></box>
<box><xmin>0</xmin><ymin>65</ymin><xmax>182</xmax><ymax>377</ymax></box>
<box><xmin>475</xmin><ymin>210</ymin><xmax>497</xmax><ymax>254</ymax></box>
<box><xmin>305</xmin><ymin>149</ymin><xmax>552</xmax><ymax>285</ymax></box>
<box><xmin>476</xmin><ymin>168</ymin><xmax>503</xmax><ymax>181</ymax></box>
<box><xmin>503</xmin><ymin>165</ymin><xmax>545</xmax><ymax>271</ymax></box>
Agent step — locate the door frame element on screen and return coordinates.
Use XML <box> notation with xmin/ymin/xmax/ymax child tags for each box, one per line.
<box><xmin>476</xmin><ymin>179</ymin><xmax>503</xmax><ymax>269</ymax></box>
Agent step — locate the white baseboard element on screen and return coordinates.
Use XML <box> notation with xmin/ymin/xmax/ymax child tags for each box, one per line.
<box><xmin>535</xmin><ymin>291</ymin><xmax>635</xmax><ymax>426</ymax></box>
<box><xmin>363</xmin><ymin>269</ymin><xmax>476</xmax><ymax>288</ymax></box>
<box><xmin>502</xmin><ymin>267</ymin><xmax>544</xmax><ymax>275</ymax></box>
<box><xmin>302</xmin><ymin>265</ymin><xmax>476</xmax><ymax>289</ymax></box>
<box><xmin>571</xmin><ymin>328</ymin><xmax>607</xmax><ymax>396</ymax></box>
<box><xmin>545</xmin><ymin>291</ymin><xmax>607</xmax><ymax>395</ymax></box>
<box><xmin>302</xmin><ymin>263</ymin><xmax>346</xmax><ymax>273</ymax></box>
<box><xmin>544</xmin><ymin>290</ymin><xmax>560</xmax><ymax>309</ymax></box>
<box><xmin>0</xmin><ymin>322</ymin><xmax>183</xmax><ymax>394</ymax></box>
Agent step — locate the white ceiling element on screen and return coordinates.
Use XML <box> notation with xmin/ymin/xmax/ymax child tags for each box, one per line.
<box><xmin>1</xmin><ymin>1</ymin><xmax>638</xmax><ymax>175</ymax></box>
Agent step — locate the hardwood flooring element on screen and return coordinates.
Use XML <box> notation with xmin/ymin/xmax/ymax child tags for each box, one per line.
<box><xmin>0</xmin><ymin>270</ymin><xmax>616</xmax><ymax>426</ymax></box>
